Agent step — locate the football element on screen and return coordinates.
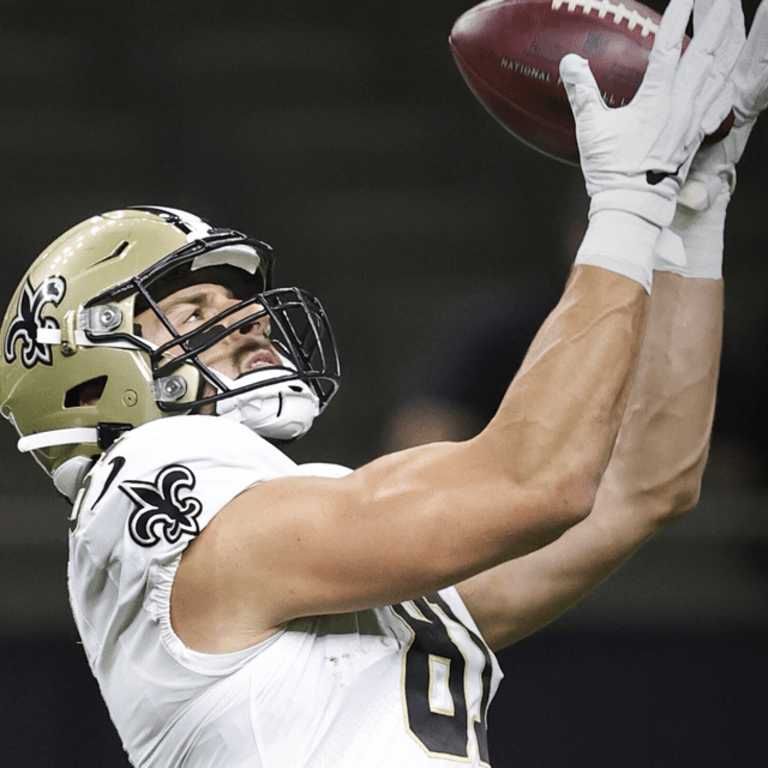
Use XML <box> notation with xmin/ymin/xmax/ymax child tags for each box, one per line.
<box><xmin>449</xmin><ymin>0</ymin><xmax>731</xmax><ymax>164</ymax></box>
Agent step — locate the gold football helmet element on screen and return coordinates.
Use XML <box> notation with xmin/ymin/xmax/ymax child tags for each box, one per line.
<box><xmin>0</xmin><ymin>206</ymin><xmax>339</xmax><ymax>499</ymax></box>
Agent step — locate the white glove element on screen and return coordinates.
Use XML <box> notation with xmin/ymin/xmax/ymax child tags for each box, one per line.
<box><xmin>561</xmin><ymin>0</ymin><xmax>738</xmax><ymax>228</ymax></box>
<box><xmin>681</xmin><ymin>0</ymin><xmax>768</xmax><ymax>210</ymax></box>
<box><xmin>561</xmin><ymin>0</ymin><xmax>740</xmax><ymax>293</ymax></box>
<box><xmin>655</xmin><ymin>0</ymin><xmax>768</xmax><ymax>278</ymax></box>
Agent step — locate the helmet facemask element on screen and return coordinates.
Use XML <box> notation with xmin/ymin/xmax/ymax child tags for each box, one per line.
<box><xmin>95</xmin><ymin>243</ymin><xmax>340</xmax><ymax>442</ymax></box>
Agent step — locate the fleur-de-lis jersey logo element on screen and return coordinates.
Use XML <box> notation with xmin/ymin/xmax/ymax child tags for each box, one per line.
<box><xmin>3</xmin><ymin>276</ymin><xmax>66</xmax><ymax>368</ymax></box>
<box><xmin>120</xmin><ymin>464</ymin><xmax>203</xmax><ymax>547</ymax></box>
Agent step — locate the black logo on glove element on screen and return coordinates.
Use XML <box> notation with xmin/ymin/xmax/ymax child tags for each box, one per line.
<box><xmin>121</xmin><ymin>464</ymin><xmax>203</xmax><ymax>547</ymax></box>
<box><xmin>3</xmin><ymin>276</ymin><xmax>66</xmax><ymax>368</ymax></box>
<box><xmin>646</xmin><ymin>162</ymin><xmax>684</xmax><ymax>187</ymax></box>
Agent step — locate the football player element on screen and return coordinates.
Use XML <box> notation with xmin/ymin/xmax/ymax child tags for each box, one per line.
<box><xmin>0</xmin><ymin>0</ymin><xmax>764</xmax><ymax>766</ymax></box>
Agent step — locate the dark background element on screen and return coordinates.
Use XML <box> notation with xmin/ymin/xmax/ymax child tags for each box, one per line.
<box><xmin>0</xmin><ymin>1</ymin><xmax>766</xmax><ymax>766</ymax></box>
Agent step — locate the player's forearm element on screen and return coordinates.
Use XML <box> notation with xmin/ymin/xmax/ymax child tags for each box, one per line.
<box><xmin>537</xmin><ymin>273</ymin><xmax>722</xmax><ymax>603</ymax></box>
<box><xmin>477</xmin><ymin>264</ymin><xmax>649</xmax><ymax>514</ymax></box>
<box><xmin>516</xmin><ymin>274</ymin><xmax>722</xmax><ymax>628</ymax></box>
<box><xmin>595</xmin><ymin>271</ymin><xmax>722</xmax><ymax>523</ymax></box>
<box><xmin>461</xmin><ymin>272</ymin><xmax>722</xmax><ymax>649</ymax></box>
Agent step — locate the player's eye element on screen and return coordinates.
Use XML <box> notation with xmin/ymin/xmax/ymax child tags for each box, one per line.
<box><xmin>184</xmin><ymin>310</ymin><xmax>201</xmax><ymax>325</ymax></box>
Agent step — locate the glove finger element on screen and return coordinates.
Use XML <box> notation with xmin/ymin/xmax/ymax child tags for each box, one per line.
<box><xmin>640</xmin><ymin>0</ymin><xmax>694</xmax><ymax>93</ymax></box>
<box><xmin>694</xmin><ymin>0</ymin><xmax>745</xmax><ymax>40</ymax></box>
<box><xmin>700</xmin><ymin>81</ymin><xmax>734</xmax><ymax>136</ymax></box>
<box><xmin>692</xmin><ymin>0</ymin><xmax>715</xmax><ymax>32</ymax></box>
<box><xmin>732</xmin><ymin>0</ymin><xmax>768</xmax><ymax>119</ymax></box>
<box><xmin>675</xmin><ymin>0</ymin><xmax>734</xmax><ymax>100</ymax></box>
<box><xmin>559</xmin><ymin>54</ymin><xmax>602</xmax><ymax>114</ymax></box>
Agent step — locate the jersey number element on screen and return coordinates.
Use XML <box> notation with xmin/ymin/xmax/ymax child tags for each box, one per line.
<box><xmin>392</xmin><ymin>594</ymin><xmax>492</xmax><ymax>764</ymax></box>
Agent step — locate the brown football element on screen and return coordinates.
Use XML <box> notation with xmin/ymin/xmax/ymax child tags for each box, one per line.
<box><xmin>449</xmin><ymin>0</ymin><xmax>731</xmax><ymax>165</ymax></box>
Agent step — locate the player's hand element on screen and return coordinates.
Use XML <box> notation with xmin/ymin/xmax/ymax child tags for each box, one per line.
<box><xmin>560</xmin><ymin>0</ymin><xmax>738</xmax><ymax>228</ymax></box>
<box><xmin>678</xmin><ymin>0</ymin><xmax>768</xmax><ymax>211</ymax></box>
<box><xmin>653</xmin><ymin>0</ymin><xmax>766</xmax><ymax>278</ymax></box>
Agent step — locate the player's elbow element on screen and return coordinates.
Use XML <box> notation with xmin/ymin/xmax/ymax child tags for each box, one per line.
<box><xmin>664</xmin><ymin>473</ymin><xmax>704</xmax><ymax>519</ymax></box>
<box><xmin>510</xmin><ymin>459</ymin><xmax>600</xmax><ymax>537</ymax></box>
<box><xmin>631</xmin><ymin>460</ymin><xmax>707</xmax><ymax>528</ymax></box>
<box><xmin>522</xmin><ymin>467</ymin><xmax>598</xmax><ymax>538</ymax></box>
<box><xmin>519</xmin><ymin>474</ymin><xmax>596</xmax><ymax>556</ymax></box>
<box><xmin>491</xmin><ymin>444</ymin><xmax>602</xmax><ymax>529</ymax></box>
<box><xmin>663</xmin><ymin>447</ymin><xmax>711</xmax><ymax>520</ymax></box>
<box><xmin>554</xmin><ymin>469</ymin><xmax>600</xmax><ymax>526</ymax></box>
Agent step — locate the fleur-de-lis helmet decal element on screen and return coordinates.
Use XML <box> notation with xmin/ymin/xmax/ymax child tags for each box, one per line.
<box><xmin>3</xmin><ymin>276</ymin><xmax>66</xmax><ymax>368</ymax></box>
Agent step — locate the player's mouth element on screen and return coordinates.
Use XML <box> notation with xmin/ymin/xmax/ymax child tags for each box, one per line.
<box><xmin>244</xmin><ymin>350</ymin><xmax>282</xmax><ymax>373</ymax></box>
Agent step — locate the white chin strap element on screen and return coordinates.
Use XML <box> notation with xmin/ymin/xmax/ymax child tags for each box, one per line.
<box><xmin>18</xmin><ymin>427</ymin><xmax>98</xmax><ymax>452</ymax></box>
<box><xmin>213</xmin><ymin>363</ymin><xmax>319</xmax><ymax>440</ymax></box>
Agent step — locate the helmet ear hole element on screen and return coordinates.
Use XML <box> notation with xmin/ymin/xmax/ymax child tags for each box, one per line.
<box><xmin>65</xmin><ymin>376</ymin><xmax>108</xmax><ymax>408</ymax></box>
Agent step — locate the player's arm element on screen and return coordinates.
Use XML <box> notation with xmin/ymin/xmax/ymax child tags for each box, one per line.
<box><xmin>173</xmin><ymin>265</ymin><xmax>647</xmax><ymax>649</ymax></box>
<box><xmin>171</xmin><ymin>0</ymin><xmax>737</xmax><ymax>651</ymax></box>
<box><xmin>456</xmin><ymin>272</ymin><xmax>722</xmax><ymax>649</ymax></box>
<box><xmin>456</xmin><ymin>0</ymin><xmax>768</xmax><ymax>650</ymax></box>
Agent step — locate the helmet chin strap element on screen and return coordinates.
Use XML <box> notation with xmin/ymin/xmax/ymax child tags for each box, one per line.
<box><xmin>212</xmin><ymin>361</ymin><xmax>320</xmax><ymax>441</ymax></box>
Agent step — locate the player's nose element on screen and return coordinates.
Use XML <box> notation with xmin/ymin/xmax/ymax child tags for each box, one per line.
<box><xmin>223</xmin><ymin>300</ymin><xmax>270</xmax><ymax>339</ymax></box>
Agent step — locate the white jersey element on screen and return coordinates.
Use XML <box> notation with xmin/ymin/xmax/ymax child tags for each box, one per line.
<box><xmin>68</xmin><ymin>416</ymin><xmax>503</xmax><ymax>768</ymax></box>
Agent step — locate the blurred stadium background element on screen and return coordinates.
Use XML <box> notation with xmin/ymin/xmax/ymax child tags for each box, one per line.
<box><xmin>0</xmin><ymin>0</ymin><xmax>765</xmax><ymax>765</ymax></box>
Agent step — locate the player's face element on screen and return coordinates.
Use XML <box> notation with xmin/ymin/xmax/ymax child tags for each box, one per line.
<box><xmin>135</xmin><ymin>282</ymin><xmax>281</xmax><ymax>382</ymax></box>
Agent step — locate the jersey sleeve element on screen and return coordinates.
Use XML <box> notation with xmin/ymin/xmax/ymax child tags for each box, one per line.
<box><xmin>67</xmin><ymin>415</ymin><xmax>323</xmax><ymax>668</ymax></box>
<box><xmin>71</xmin><ymin>415</ymin><xmax>302</xmax><ymax>560</ymax></box>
